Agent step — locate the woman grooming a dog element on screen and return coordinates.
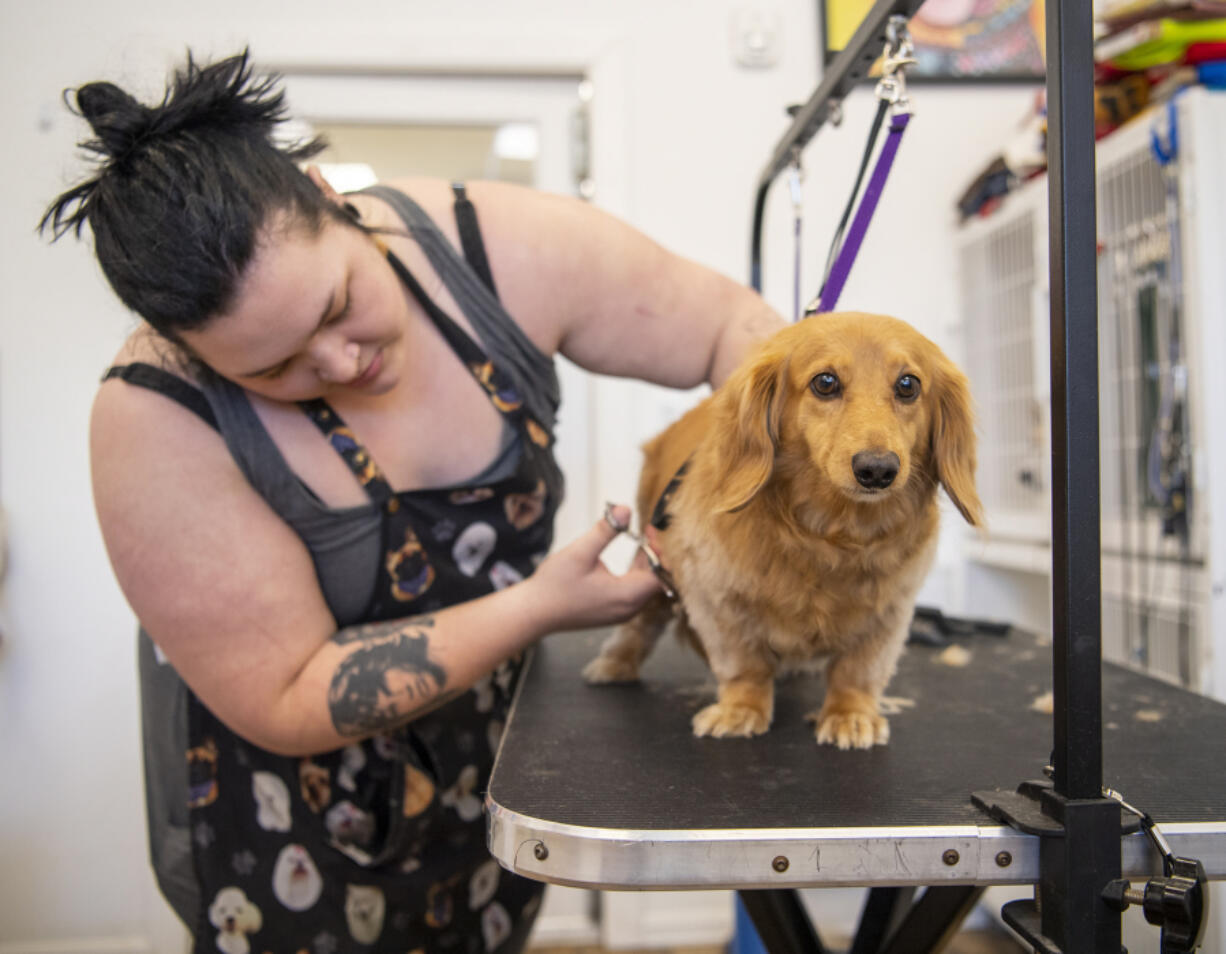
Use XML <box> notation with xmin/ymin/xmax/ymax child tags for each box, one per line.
<box><xmin>42</xmin><ymin>50</ymin><xmax>785</xmax><ymax>954</ymax></box>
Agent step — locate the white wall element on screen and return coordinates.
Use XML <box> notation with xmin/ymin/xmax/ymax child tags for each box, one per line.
<box><xmin>0</xmin><ymin>0</ymin><xmax>1038</xmax><ymax>946</ymax></box>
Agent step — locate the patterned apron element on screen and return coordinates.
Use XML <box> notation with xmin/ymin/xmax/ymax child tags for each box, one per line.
<box><xmin>185</xmin><ymin>246</ymin><xmax>563</xmax><ymax>954</ymax></box>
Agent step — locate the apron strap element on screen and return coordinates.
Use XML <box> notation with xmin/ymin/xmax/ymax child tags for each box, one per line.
<box><xmin>383</xmin><ymin>249</ymin><xmax>552</xmax><ymax>448</ymax></box>
<box><xmin>296</xmin><ymin>399</ymin><xmax>397</xmax><ymax>508</ymax></box>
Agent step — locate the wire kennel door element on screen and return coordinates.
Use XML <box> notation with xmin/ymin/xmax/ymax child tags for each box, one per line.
<box><xmin>1096</xmin><ymin>121</ymin><xmax>1201</xmax><ymax>689</ymax></box>
<box><xmin>1097</xmin><ymin>136</ymin><xmax>1194</xmax><ymax>560</ymax></box>
<box><xmin>957</xmin><ymin>87</ymin><xmax>1226</xmax><ymax>695</ymax></box>
<box><xmin>960</xmin><ymin>198</ymin><xmax>1051</xmax><ymax>545</ymax></box>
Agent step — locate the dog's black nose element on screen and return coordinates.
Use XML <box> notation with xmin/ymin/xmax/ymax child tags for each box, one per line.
<box><xmin>853</xmin><ymin>451</ymin><xmax>900</xmax><ymax>489</ymax></box>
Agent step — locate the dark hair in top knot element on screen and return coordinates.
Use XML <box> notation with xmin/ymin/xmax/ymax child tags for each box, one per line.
<box><xmin>72</xmin><ymin>82</ymin><xmax>155</xmax><ymax>163</ymax></box>
<box><xmin>40</xmin><ymin>49</ymin><xmax>348</xmax><ymax>339</ymax></box>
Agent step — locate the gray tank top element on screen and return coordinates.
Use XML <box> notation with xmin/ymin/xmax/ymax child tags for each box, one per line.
<box><xmin>134</xmin><ymin>186</ymin><xmax>560</xmax><ymax>925</ymax></box>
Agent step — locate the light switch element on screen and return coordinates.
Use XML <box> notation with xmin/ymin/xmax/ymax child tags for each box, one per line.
<box><xmin>731</xmin><ymin>6</ymin><xmax>782</xmax><ymax>69</ymax></box>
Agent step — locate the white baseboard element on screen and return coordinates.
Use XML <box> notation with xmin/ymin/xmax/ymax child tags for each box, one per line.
<box><xmin>600</xmin><ymin>891</ymin><xmax>735</xmax><ymax>950</ymax></box>
<box><xmin>530</xmin><ymin>885</ymin><xmax>601</xmax><ymax>947</ymax></box>
<box><xmin>0</xmin><ymin>939</ymin><xmax>153</xmax><ymax>954</ymax></box>
<box><xmin>530</xmin><ymin>911</ymin><xmax>602</xmax><ymax>947</ymax></box>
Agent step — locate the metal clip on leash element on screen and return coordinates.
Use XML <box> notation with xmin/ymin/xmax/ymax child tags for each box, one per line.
<box><xmin>875</xmin><ymin>15</ymin><xmax>917</xmax><ymax>118</ymax></box>
<box><xmin>1100</xmin><ymin>787</ymin><xmax>1209</xmax><ymax>952</ymax></box>
<box><xmin>787</xmin><ymin>147</ymin><xmax>805</xmax><ymax>322</ymax></box>
<box><xmin>603</xmin><ymin>503</ymin><xmax>677</xmax><ymax>600</ymax></box>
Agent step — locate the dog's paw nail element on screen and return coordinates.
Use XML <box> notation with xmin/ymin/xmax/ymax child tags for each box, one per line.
<box><xmin>581</xmin><ymin>656</ymin><xmax>640</xmax><ymax>684</ymax></box>
<box><xmin>812</xmin><ymin>711</ymin><xmax>888</xmax><ymax>749</ymax></box>
<box><xmin>691</xmin><ymin>703</ymin><xmax>770</xmax><ymax>738</ymax></box>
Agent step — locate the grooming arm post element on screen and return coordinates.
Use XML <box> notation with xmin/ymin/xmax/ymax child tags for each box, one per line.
<box><xmin>1001</xmin><ymin>0</ymin><xmax>1125</xmax><ymax>949</ymax></box>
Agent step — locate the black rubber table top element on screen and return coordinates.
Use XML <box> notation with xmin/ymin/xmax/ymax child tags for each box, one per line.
<box><xmin>488</xmin><ymin>624</ymin><xmax>1226</xmax><ymax>831</ymax></box>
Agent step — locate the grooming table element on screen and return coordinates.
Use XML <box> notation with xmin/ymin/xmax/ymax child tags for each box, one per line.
<box><xmin>486</xmin><ymin>624</ymin><xmax>1226</xmax><ymax>950</ymax></box>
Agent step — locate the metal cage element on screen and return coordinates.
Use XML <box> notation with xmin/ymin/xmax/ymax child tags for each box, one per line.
<box><xmin>957</xmin><ymin>87</ymin><xmax>1226</xmax><ymax>695</ymax></box>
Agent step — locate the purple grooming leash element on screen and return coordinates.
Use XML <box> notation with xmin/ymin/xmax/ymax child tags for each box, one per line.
<box><xmin>811</xmin><ymin>111</ymin><xmax>911</xmax><ymax>315</ymax></box>
<box><xmin>806</xmin><ymin>20</ymin><xmax>916</xmax><ymax>317</ymax></box>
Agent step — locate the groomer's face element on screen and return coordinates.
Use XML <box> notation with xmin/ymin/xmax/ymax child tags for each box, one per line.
<box><xmin>182</xmin><ymin>212</ymin><xmax>409</xmax><ymax>402</ymax></box>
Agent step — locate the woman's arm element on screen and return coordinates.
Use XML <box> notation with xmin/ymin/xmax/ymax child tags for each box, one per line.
<box><xmin>392</xmin><ymin>178</ymin><xmax>787</xmax><ymax>388</ymax></box>
<box><xmin>92</xmin><ymin>379</ymin><xmax>657</xmax><ymax>757</ymax></box>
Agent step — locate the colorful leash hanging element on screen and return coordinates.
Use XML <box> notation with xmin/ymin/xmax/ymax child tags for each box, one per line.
<box><xmin>806</xmin><ymin>18</ymin><xmax>916</xmax><ymax>317</ymax></box>
<box><xmin>1148</xmin><ymin>90</ymin><xmax>1191</xmax><ymax>540</ymax></box>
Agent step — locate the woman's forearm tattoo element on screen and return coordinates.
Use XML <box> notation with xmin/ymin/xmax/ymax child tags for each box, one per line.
<box><xmin>327</xmin><ymin>616</ymin><xmax>452</xmax><ymax>737</ymax></box>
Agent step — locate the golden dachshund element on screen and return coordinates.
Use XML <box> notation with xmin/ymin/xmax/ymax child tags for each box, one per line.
<box><xmin>583</xmin><ymin>312</ymin><xmax>982</xmax><ymax>749</ymax></box>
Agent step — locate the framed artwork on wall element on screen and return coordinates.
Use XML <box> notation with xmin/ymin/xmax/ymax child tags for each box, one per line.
<box><xmin>821</xmin><ymin>0</ymin><xmax>1047</xmax><ymax>82</ymax></box>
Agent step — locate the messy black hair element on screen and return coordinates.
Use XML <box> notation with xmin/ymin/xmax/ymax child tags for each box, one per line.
<box><xmin>40</xmin><ymin>49</ymin><xmax>349</xmax><ymax>338</ymax></box>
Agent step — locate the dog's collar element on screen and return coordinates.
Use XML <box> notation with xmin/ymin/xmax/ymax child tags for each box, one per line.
<box><xmin>649</xmin><ymin>458</ymin><xmax>691</xmax><ymax>532</ymax></box>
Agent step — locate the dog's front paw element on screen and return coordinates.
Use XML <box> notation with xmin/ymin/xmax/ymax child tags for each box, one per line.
<box><xmin>808</xmin><ymin>707</ymin><xmax>889</xmax><ymax>749</ymax></box>
<box><xmin>691</xmin><ymin>702</ymin><xmax>771</xmax><ymax>738</ymax></box>
<box><xmin>581</xmin><ymin>654</ymin><xmax>641</xmax><ymax>684</ymax></box>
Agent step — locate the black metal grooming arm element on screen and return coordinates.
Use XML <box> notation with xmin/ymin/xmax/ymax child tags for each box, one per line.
<box><xmin>993</xmin><ymin>0</ymin><xmax>1207</xmax><ymax>949</ymax></box>
<box><xmin>991</xmin><ymin>0</ymin><xmax>1123</xmax><ymax>948</ymax></box>
<box><xmin>748</xmin><ymin>0</ymin><xmax>927</xmax><ymax>291</ymax></box>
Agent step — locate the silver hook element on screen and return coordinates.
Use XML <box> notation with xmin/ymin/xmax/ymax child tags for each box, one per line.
<box><xmin>787</xmin><ymin>148</ymin><xmax>804</xmax><ymax>209</ymax></box>
<box><xmin>876</xmin><ymin>17</ymin><xmax>917</xmax><ymax>115</ymax></box>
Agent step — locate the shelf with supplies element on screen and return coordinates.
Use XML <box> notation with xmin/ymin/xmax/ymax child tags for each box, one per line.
<box><xmin>955</xmin><ymin>85</ymin><xmax>1226</xmax><ymax>699</ymax></box>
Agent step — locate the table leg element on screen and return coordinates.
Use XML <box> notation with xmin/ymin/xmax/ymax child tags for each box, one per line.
<box><xmin>738</xmin><ymin>889</ymin><xmax>831</xmax><ymax>954</ymax></box>
<box><xmin>849</xmin><ymin>887</ymin><xmax>917</xmax><ymax>954</ymax></box>
<box><xmin>878</xmin><ymin>885</ymin><xmax>986</xmax><ymax>954</ymax></box>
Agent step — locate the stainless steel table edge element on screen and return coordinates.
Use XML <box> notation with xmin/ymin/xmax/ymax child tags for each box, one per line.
<box><xmin>486</xmin><ymin>800</ymin><xmax>1226</xmax><ymax>890</ymax></box>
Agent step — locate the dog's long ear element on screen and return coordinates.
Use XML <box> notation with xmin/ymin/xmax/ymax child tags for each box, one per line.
<box><xmin>931</xmin><ymin>358</ymin><xmax>983</xmax><ymax>527</ymax></box>
<box><xmin>713</xmin><ymin>345</ymin><xmax>790</xmax><ymax>513</ymax></box>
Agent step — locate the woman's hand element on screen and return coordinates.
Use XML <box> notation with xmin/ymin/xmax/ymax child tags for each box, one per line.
<box><xmin>526</xmin><ymin>504</ymin><xmax>663</xmax><ymax>632</ymax></box>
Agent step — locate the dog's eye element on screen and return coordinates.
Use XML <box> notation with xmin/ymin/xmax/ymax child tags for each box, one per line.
<box><xmin>810</xmin><ymin>372</ymin><xmax>841</xmax><ymax>398</ymax></box>
<box><xmin>895</xmin><ymin>374</ymin><xmax>921</xmax><ymax>402</ymax></box>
